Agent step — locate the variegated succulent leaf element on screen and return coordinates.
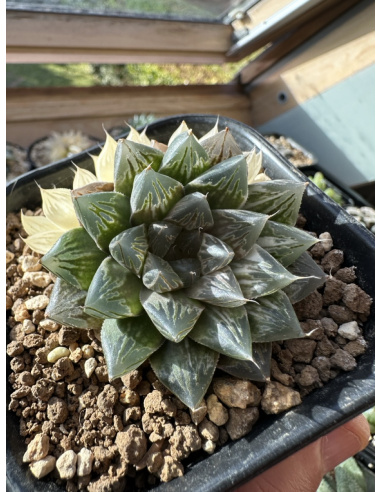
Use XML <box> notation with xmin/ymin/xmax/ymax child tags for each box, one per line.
<box><xmin>27</xmin><ymin>120</ymin><xmax>324</xmax><ymax>409</ymax></box>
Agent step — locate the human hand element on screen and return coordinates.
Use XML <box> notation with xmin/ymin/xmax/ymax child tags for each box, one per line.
<box><xmin>236</xmin><ymin>414</ymin><xmax>370</xmax><ymax>492</ymax></box>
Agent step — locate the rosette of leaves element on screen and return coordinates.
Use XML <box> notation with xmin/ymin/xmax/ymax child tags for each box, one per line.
<box><xmin>37</xmin><ymin>123</ymin><xmax>326</xmax><ymax>409</ymax></box>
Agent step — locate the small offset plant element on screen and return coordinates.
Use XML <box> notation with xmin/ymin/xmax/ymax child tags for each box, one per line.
<box><xmin>22</xmin><ymin>120</ymin><xmax>326</xmax><ymax>409</ymax></box>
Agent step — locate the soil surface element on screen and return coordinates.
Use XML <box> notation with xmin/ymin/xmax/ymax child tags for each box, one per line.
<box><xmin>6</xmin><ymin>210</ymin><xmax>372</xmax><ymax>491</ymax></box>
<box><xmin>265</xmin><ymin>135</ymin><xmax>315</xmax><ymax>167</ymax></box>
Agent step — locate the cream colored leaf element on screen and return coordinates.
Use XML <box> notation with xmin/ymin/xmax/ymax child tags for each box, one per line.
<box><xmin>23</xmin><ymin>230</ymin><xmax>64</xmax><ymax>255</ymax></box>
<box><xmin>199</xmin><ymin>118</ymin><xmax>220</xmax><ymax>142</ymax></box>
<box><xmin>126</xmin><ymin>125</ymin><xmax>142</xmax><ymax>143</ymax></box>
<box><xmin>73</xmin><ymin>166</ymin><xmax>97</xmax><ymax>190</ymax></box>
<box><xmin>138</xmin><ymin>126</ymin><xmax>152</xmax><ymax>146</ymax></box>
<box><xmin>94</xmin><ymin>131</ymin><xmax>117</xmax><ymax>182</ymax></box>
<box><xmin>168</xmin><ymin>120</ymin><xmax>189</xmax><ymax>146</ymax></box>
<box><xmin>40</xmin><ymin>187</ymin><xmax>80</xmax><ymax>231</ymax></box>
<box><xmin>254</xmin><ymin>172</ymin><xmax>272</xmax><ymax>182</ymax></box>
<box><xmin>246</xmin><ymin>149</ymin><xmax>263</xmax><ymax>184</ymax></box>
<box><xmin>21</xmin><ymin>211</ymin><xmax>62</xmax><ymax>236</ymax></box>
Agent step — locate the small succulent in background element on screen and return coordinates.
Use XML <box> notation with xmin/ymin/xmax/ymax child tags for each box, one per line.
<box><xmin>22</xmin><ymin>120</ymin><xmax>326</xmax><ymax>409</ymax></box>
<box><xmin>29</xmin><ymin>130</ymin><xmax>97</xmax><ymax>168</ymax></box>
<box><xmin>6</xmin><ymin>142</ymin><xmax>30</xmax><ymax>181</ymax></box>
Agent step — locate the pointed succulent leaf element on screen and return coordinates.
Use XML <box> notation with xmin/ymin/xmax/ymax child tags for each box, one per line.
<box><xmin>209</xmin><ymin>209</ymin><xmax>268</xmax><ymax>260</ymax></box>
<box><xmin>95</xmin><ymin>131</ymin><xmax>117</xmax><ymax>182</ymax></box>
<box><xmin>109</xmin><ymin>224</ymin><xmax>149</xmax><ymax>276</ymax></box>
<box><xmin>164</xmin><ymin>229</ymin><xmax>202</xmax><ymax>261</ymax></box>
<box><xmin>140</xmin><ymin>287</ymin><xmax>204</xmax><ymax>342</ymax></box>
<box><xmin>73</xmin><ymin>166</ymin><xmax>97</xmax><ymax>189</ymax></box>
<box><xmin>22</xmin><ymin>229</ymin><xmax>65</xmax><ymax>255</ymax></box>
<box><xmin>189</xmin><ymin>305</ymin><xmax>253</xmax><ymax>360</ymax></box>
<box><xmin>168</xmin><ymin>258</ymin><xmax>201</xmax><ymax>288</ymax></box>
<box><xmin>130</xmin><ymin>168</ymin><xmax>184</xmax><ymax>226</ymax></box>
<box><xmin>150</xmin><ymin>338</ymin><xmax>219</xmax><ymax>409</ymax></box>
<box><xmin>246</xmin><ymin>149</ymin><xmax>263</xmax><ymax>184</ymax></box>
<box><xmin>160</xmin><ymin>131</ymin><xmax>210</xmax><ymax>184</ymax></box>
<box><xmin>71</xmin><ymin>181</ymin><xmax>114</xmax><ymax>198</ymax></box>
<box><xmin>230</xmin><ymin>243</ymin><xmax>299</xmax><ymax>299</ymax></box>
<box><xmin>186</xmin><ymin>266</ymin><xmax>247</xmax><ymax>308</ymax></box>
<box><xmin>40</xmin><ymin>187</ymin><xmax>80</xmax><ymax>231</ymax></box>
<box><xmin>245</xmin><ymin>180</ymin><xmax>307</xmax><ymax>226</ymax></box>
<box><xmin>46</xmin><ymin>277</ymin><xmax>103</xmax><ymax>330</ymax></box>
<box><xmin>247</xmin><ymin>290</ymin><xmax>305</xmax><ymax>342</ymax></box>
<box><xmin>257</xmin><ymin>221</ymin><xmax>318</xmax><ymax>267</ymax></box>
<box><xmin>101</xmin><ymin>316</ymin><xmax>164</xmax><ymax>380</ymax></box>
<box><xmin>198</xmin><ymin>119</ymin><xmax>219</xmax><ymax>142</ymax></box>
<box><xmin>142</xmin><ymin>252</ymin><xmax>183</xmax><ymax>293</ymax></box>
<box><xmin>200</xmin><ymin>127</ymin><xmax>242</xmax><ymax>166</ymax></box>
<box><xmin>127</xmin><ymin>125</ymin><xmax>151</xmax><ymax>146</ymax></box>
<box><xmin>185</xmin><ymin>155</ymin><xmax>248</xmax><ymax>209</ymax></box>
<box><xmin>114</xmin><ymin>139</ymin><xmax>163</xmax><ymax>196</ymax></box>
<box><xmin>73</xmin><ymin>191</ymin><xmax>131</xmax><ymax>252</ymax></box>
<box><xmin>21</xmin><ymin>211</ymin><xmax>61</xmax><ymax>237</ymax></box>
<box><xmin>168</xmin><ymin>121</ymin><xmax>189</xmax><ymax>146</ymax></box>
<box><xmin>85</xmin><ymin>257</ymin><xmax>143</xmax><ymax>319</ymax></box>
<box><xmin>283</xmin><ymin>252</ymin><xmax>327</xmax><ymax>303</ymax></box>
<box><xmin>197</xmin><ymin>233</ymin><xmax>234</xmax><ymax>275</ymax></box>
<box><xmin>165</xmin><ymin>192</ymin><xmax>213</xmax><ymax>231</ymax></box>
<box><xmin>218</xmin><ymin>342</ymin><xmax>272</xmax><ymax>381</ymax></box>
<box><xmin>147</xmin><ymin>221</ymin><xmax>182</xmax><ymax>258</ymax></box>
<box><xmin>42</xmin><ymin>227</ymin><xmax>107</xmax><ymax>290</ymax></box>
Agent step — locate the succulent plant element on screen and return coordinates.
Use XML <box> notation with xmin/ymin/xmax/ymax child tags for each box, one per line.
<box><xmin>22</xmin><ymin>120</ymin><xmax>326</xmax><ymax>409</ymax></box>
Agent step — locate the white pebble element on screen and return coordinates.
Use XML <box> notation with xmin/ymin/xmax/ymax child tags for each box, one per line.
<box><xmin>22</xmin><ymin>319</ymin><xmax>36</xmax><ymax>334</ymax></box>
<box><xmin>77</xmin><ymin>448</ymin><xmax>94</xmax><ymax>476</ymax></box>
<box><xmin>82</xmin><ymin>344</ymin><xmax>94</xmax><ymax>359</ymax></box>
<box><xmin>319</xmin><ymin>232</ymin><xmax>333</xmax><ymax>252</ymax></box>
<box><xmin>84</xmin><ymin>357</ymin><xmax>97</xmax><ymax>378</ymax></box>
<box><xmin>338</xmin><ymin>321</ymin><xmax>361</xmax><ymax>340</ymax></box>
<box><xmin>25</xmin><ymin>295</ymin><xmax>50</xmax><ymax>310</ymax></box>
<box><xmin>20</xmin><ymin>255</ymin><xmax>42</xmax><ymax>273</ymax></box>
<box><xmin>23</xmin><ymin>271</ymin><xmax>52</xmax><ymax>288</ymax></box>
<box><xmin>202</xmin><ymin>439</ymin><xmax>216</xmax><ymax>454</ymax></box>
<box><xmin>47</xmin><ymin>347</ymin><xmax>70</xmax><ymax>363</ymax></box>
<box><xmin>39</xmin><ymin>319</ymin><xmax>60</xmax><ymax>332</ymax></box>
<box><xmin>29</xmin><ymin>455</ymin><xmax>56</xmax><ymax>479</ymax></box>
<box><xmin>6</xmin><ymin>251</ymin><xmax>15</xmax><ymax>264</ymax></box>
<box><xmin>23</xmin><ymin>433</ymin><xmax>49</xmax><ymax>463</ymax></box>
<box><xmin>56</xmin><ymin>450</ymin><xmax>77</xmax><ymax>480</ymax></box>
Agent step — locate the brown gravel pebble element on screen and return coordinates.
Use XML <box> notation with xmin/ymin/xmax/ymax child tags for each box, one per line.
<box><xmin>261</xmin><ymin>382</ymin><xmax>302</xmax><ymax>415</ymax></box>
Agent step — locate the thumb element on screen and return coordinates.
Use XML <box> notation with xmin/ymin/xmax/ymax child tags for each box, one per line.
<box><xmin>236</xmin><ymin>414</ymin><xmax>370</xmax><ymax>492</ymax></box>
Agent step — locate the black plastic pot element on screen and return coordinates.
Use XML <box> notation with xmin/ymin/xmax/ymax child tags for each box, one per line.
<box><xmin>6</xmin><ymin>114</ymin><xmax>375</xmax><ymax>492</ymax></box>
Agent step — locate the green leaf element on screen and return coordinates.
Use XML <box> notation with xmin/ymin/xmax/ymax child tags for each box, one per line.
<box><xmin>317</xmin><ymin>474</ymin><xmax>337</xmax><ymax>492</ymax></box>
<box><xmin>85</xmin><ymin>257</ymin><xmax>143</xmax><ymax>318</ymax></box>
<box><xmin>41</xmin><ymin>227</ymin><xmax>107</xmax><ymax>291</ymax></box>
<box><xmin>218</xmin><ymin>342</ymin><xmax>272</xmax><ymax>382</ymax></box>
<box><xmin>186</xmin><ymin>266</ymin><xmax>247</xmax><ymax>307</ymax></box>
<box><xmin>197</xmin><ymin>233</ymin><xmax>234</xmax><ymax>275</ymax></box>
<box><xmin>140</xmin><ymin>287</ymin><xmax>204</xmax><ymax>342</ymax></box>
<box><xmin>209</xmin><ymin>209</ymin><xmax>268</xmax><ymax>260</ymax></box>
<box><xmin>164</xmin><ymin>192</ymin><xmax>214</xmax><ymax>231</ymax></box>
<box><xmin>335</xmin><ymin>458</ymin><xmax>367</xmax><ymax>492</ymax></box>
<box><xmin>244</xmin><ymin>180</ymin><xmax>307</xmax><ymax>226</ymax></box>
<box><xmin>257</xmin><ymin>221</ymin><xmax>318</xmax><ymax>267</ymax></box>
<box><xmin>189</xmin><ymin>305</ymin><xmax>252</xmax><ymax>360</ymax></box>
<box><xmin>185</xmin><ymin>155</ymin><xmax>248</xmax><ymax>209</ymax></box>
<box><xmin>164</xmin><ymin>229</ymin><xmax>202</xmax><ymax>261</ymax></box>
<box><xmin>283</xmin><ymin>252</ymin><xmax>327</xmax><ymax>303</ymax></box>
<box><xmin>46</xmin><ymin>277</ymin><xmax>103</xmax><ymax>330</ymax></box>
<box><xmin>147</xmin><ymin>221</ymin><xmax>182</xmax><ymax>258</ymax></box>
<box><xmin>246</xmin><ymin>290</ymin><xmax>305</xmax><ymax>342</ymax></box>
<box><xmin>169</xmin><ymin>258</ymin><xmax>201</xmax><ymax>288</ymax></box>
<box><xmin>142</xmin><ymin>252</ymin><xmax>183</xmax><ymax>293</ymax></box>
<box><xmin>159</xmin><ymin>131</ymin><xmax>210</xmax><ymax>184</ymax></box>
<box><xmin>200</xmin><ymin>128</ymin><xmax>243</xmax><ymax>166</ymax></box>
<box><xmin>231</xmin><ymin>243</ymin><xmax>299</xmax><ymax>299</ymax></box>
<box><xmin>150</xmin><ymin>338</ymin><xmax>219</xmax><ymax>409</ymax></box>
<box><xmin>109</xmin><ymin>224</ymin><xmax>149</xmax><ymax>277</ymax></box>
<box><xmin>130</xmin><ymin>168</ymin><xmax>184</xmax><ymax>226</ymax></box>
<box><xmin>101</xmin><ymin>316</ymin><xmax>164</xmax><ymax>380</ymax></box>
<box><xmin>114</xmin><ymin>139</ymin><xmax>163</xmax><ymax>196</ymax></box>
<box><xmin>73</xmin><ymin>191</ymin><xmax>131</xmax><ymax>252</ymax></box>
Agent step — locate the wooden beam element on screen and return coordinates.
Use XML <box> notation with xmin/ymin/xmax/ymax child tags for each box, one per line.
<box><xmin>6</xmin><ymin>10</ymin><xmax>232</xmax><ymax>64</ymax></box>
<box><xmin>6</xmin><ymin>85</ymin><xmax>253</xmax><ymax>147</ymax></box>
<box><xmin>227</xmin><ymin>0</ymin><xmax>362</xmax><ymax>60</ymax></box>
<box><xmin>239</xmin><ymin>0</ymin><xmax>362</xmax><ymax>84</ymax></box>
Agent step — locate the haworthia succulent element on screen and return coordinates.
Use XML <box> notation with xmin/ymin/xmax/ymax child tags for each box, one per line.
<box><xmin>164</xmin><ymin>192</ymin><xmax>214</xmax><ymax>231</ymax></box>
<box><xmin>218</xmin><ymin>342</ymin><xmax>272</xmax><ymax>381</ymax></box>
<box><xmin>73</xmin><ymin>191</ymin><xmax>131</xmax><ymax>252</ymax></box>
<box><xmin>201</xmin><ymin>128</ymin><xmax>243</xmax><ymax>166</ymax></box>
<box><xmin>245</xmin><ymin>180</ymin><xmax>307</xmax><ymax>226</ymax></box>
<box><xmin>142</xmin><ymin>252</ymin><xmax>184</xmax><ymax>293</ymax></box>
<box><xmin>109</xmin><ymin>224</ymin><xmax>149</xmax><ymax>277</ymax></box>
<box><xmin>197</xmin><ymin>233</ymin><xmax>234</xmax><ymax>275</ymax></box>
<box><xmin>41</xmin><ymin>227</ymin><xmax>107</xmax><ymax>290</ymax></box>
<box><xmin>102</xmin><ymin>316</ymin><xmax>164</xmax><ymax>379</ymax></box>
<box><xmin>147</xmin><ymin>221</ymin><xmax>182</xmax><ymax>258</ymax></box>
<box><xmin>150</xmin><ymin>338</ymin><xmax>219</xmax><ymax>410</ymax></box>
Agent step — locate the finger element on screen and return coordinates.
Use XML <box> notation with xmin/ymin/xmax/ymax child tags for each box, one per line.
<box><xmin>235</xmin><ymin>414</ymin><xmax>370</xmax><ymax>492</ymax></box>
